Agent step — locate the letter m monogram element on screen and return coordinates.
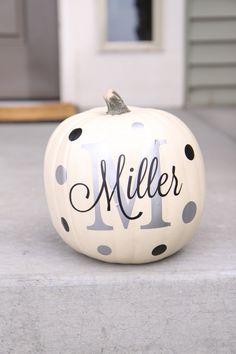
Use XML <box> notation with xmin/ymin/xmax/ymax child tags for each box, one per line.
<box><xmin>82</xmin><ymin>124</ymin><xmax>170</xmax><ymax>230</ymax></box>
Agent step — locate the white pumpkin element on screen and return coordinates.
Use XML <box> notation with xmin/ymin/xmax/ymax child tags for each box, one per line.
<box><xmin>44</xmin><ymin>90</ymin><xmax>205</xmax><ymax>264</ymax></box>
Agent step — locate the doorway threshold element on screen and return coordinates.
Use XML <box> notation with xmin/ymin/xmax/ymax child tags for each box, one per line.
<box><xmin>0</xmin><ymin>101</ymin><xmax>77</xmax><ymax>122</ymax></box>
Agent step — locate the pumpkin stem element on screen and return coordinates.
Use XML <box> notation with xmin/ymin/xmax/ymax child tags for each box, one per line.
<box><xmin>104</xmin><ymin>89</ymin><xmax>130</xmax><ymax>115</ymax></box>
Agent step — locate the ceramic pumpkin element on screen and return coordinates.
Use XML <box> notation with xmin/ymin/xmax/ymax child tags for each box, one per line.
<box><xmin>44</xmin><ymin>90</ymin><xmax>205</xmax><ymax>264</ymax></box>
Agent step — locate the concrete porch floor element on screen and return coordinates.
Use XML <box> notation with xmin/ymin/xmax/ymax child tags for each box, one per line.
<box><xmin>0</xmin><ymin>108</ymin><xmax>235</xmax><ymax>353</ymax></box>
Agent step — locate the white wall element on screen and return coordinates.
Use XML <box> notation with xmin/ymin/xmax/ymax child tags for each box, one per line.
<box><xmin>59</xmin><ymin>0</ymin><xmax>185</xmax><ymax>110</ymax></box>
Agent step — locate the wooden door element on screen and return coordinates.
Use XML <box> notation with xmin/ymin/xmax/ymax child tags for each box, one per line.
<box><xmin>0</xmin><ymin>0</ymin><xmax>59</xmax><ymax>99</ymax></box>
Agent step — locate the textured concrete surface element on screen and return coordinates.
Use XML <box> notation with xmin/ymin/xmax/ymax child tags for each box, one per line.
<box><xmin>0</xmin><ymin>108</ymin><xmax>235</xmax><ymax>354</ymax></box>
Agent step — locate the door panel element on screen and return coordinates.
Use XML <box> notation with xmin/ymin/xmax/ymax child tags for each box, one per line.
<box><xmin>0</xmin><ymin>0</ymin><xmax>22</xmax><ymax>35</ymax></box>
<box><xmin>0</xmin><ymin>0</ymin><xmax>59</xmax><ymax>99</ymax></box>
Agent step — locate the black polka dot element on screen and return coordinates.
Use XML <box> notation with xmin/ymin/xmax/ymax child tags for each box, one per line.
<box><xmin>152</xmin><ymin>244</ymin><xmax>167</xmax><ymax>256</ymax></box>
<box><xmin>61</xmin><ymin>217</ymin><xmax>69</xmax><ymax>232</ymax></box>
<box><xmin>130</xmin><ymin>168</ymin><xmax>134</xmax><ymax>172</ymax></box>
<box><xmin>69</xmin><ymin>128</ymin><xmax>82</xmax><ymax>141</ymax></box>
<box><xmin>185</xmin><ymin>144</ymin><xmax>195</xmax><ymax>160</ymax></box>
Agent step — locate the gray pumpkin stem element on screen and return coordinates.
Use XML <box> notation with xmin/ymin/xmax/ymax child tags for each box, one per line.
<box><xmin>104</xmin><ymin>89</ymin><xmax>130</xmax><ymax>115</ymax></box>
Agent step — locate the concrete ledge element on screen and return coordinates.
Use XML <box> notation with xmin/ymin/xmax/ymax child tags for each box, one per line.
<box><xmin>1</xmin><ymin>273</ymin><xmax>235</xmax><ymax>353</ymax></box>
<box><xmin>0</xmin><ymin>109</ymin><xmax>235</xmax><ymax>353</ymax></box>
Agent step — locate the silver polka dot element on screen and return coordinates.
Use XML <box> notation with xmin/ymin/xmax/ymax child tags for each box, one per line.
<box><xmin>182</xmin><ymin>201</ymin><xmax>197</xmax><ymax>223</ymax></box>
<box><xmin>132</xmin><ymin>122</ymin><xmax>144</xmax><ymax>130</ymax></box>
<box><xmin>56</xmin><ymin>165</ymin><xmax>67</xmax><ymax>185</ymax></box>
<box><xmin>97</xmin><ymin>245</ymin><xmax>112</xmax><ymax>255</ymax></box>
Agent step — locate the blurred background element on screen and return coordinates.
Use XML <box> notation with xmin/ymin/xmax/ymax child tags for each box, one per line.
<box><xmin>0</xmin><ymin>0</ymin><xmax>235</xmax><ymax>118</ymax></box>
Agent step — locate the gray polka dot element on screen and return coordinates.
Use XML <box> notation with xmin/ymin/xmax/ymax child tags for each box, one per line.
<box><xmin>56</xmin><ymin>165</ymin><xmax>67</xmax><ymax>185</ymax></box>
<box><xmin>132</xmin><ymin>122</ymin><xmax>144</xmax><ymax>130</ymax></box>
<box><xmin>182</xmin><ymin>201</ymin><xmax>197</xmax><ymax>223</ymax></box>
<box><xmin>97</xmin><ymin>245</ymin><xmax>112</xmax><ymax>255</ymax></box>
